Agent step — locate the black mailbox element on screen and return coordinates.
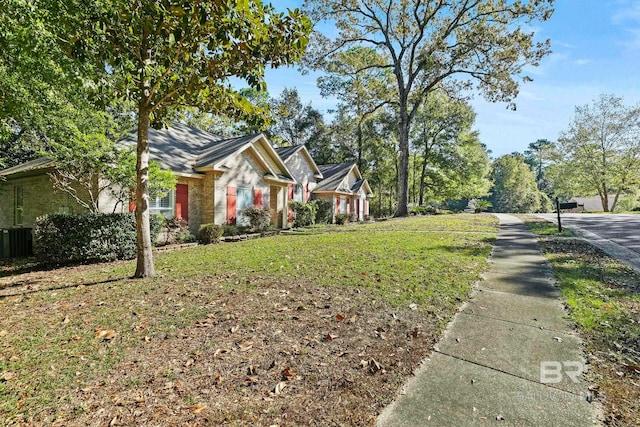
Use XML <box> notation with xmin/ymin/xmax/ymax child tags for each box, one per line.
<box><xmin>559</xmin><ymin>202</ymin><xmax>578</xmax><ymax>210</ymax></box>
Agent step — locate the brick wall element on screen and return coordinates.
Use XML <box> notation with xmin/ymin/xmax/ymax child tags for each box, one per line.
<box><xmin>0</xmin><ymin>172</ymin><xmax>89</xmax><ymax>229</ymax></box>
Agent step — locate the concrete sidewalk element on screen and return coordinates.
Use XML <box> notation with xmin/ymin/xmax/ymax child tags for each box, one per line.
<box><xmin>377</xmin><ymin>214</ymin><xmax>599</xmax><ymax>426</ymax></box>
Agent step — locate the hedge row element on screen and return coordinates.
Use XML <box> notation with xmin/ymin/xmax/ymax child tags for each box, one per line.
<box><xmin>34</xmin><ymin>213</ymin><xmax>163</xmax><ymax>265</ymax></box>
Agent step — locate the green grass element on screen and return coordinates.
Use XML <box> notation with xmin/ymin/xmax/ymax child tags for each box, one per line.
<box><xmin>0</xmin><ymin>214</ymin><xmax>497</xmax><ymax>423</ymax></box>
<box><xmin>518</xmin><ymin>217</ymin><xmax>640</xmax><ymax>425</ymax></box>
<box><xmin>518</xmin><ymin>215</ymin><xmax>576</xmax><ymax>237</ymax></box>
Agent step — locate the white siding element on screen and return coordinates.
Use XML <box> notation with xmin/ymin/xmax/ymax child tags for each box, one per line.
<box><xmin>284</xmin><ymin>151</ymin><xmax>318</xmax><ymax>192</ymax></box>
<box><xmin>214</xmin><ymin>150</ymin><xmax>270</xmax><ymax>225</ymax></box>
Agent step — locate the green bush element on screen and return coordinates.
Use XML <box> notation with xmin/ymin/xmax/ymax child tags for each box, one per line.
<box><xmin>34</xmin><ymin>213</ymin><xmax>163</xmax><ymax>265</ymax></box>
<box><xmin>157</xmin><ymin>216</ymin><xmax>194</xmax><ymax>245</ymax></box>
<box><xmin>223</xmin><ymin>224</ymin><xmax>240</xmax><ymax>236</ymax></box>
<box><xmin>315</xmin><ymin>199</ymin><xmax>333</xmax><ymax>224</ymax></box>
<box><xmin>242</xmin><ymin>205</ymin><xmax>272</xmax><ymax>232</ymax></box>
<box><xmin>335</xmin><ymin>213</ymin><xmax>349</xmax><ymax>225</ymax></box>
<box><xmin>197</xmin><ymin>223</ymin><xmax>224</xmax><ymax>244</ymax></box>
<box><xmin>288</xmin><ymin>201</ymin><xmax>317</xmax><ymax>227</ymax></box>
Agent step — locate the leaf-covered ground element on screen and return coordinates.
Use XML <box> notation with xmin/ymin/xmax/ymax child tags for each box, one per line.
<box><xmin>521</xmin><ymin>216</ymin><xmax>640</xmax><ymax>426</ymax></box>
<box><xmin>0</xmin><ymin>214</ymin><xmax>496</xmax><ymax>426</ymax></box>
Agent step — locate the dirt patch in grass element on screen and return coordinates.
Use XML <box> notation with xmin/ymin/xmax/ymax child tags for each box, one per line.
<box><xmin>0</xmin><ymin>215</ymin><xmax>496</xmax><ymax>426</ymax></box>
<box><xmin>536</xmin><ymin>237</ymin><xmax>640</xmax><ymax>426</ymax></box>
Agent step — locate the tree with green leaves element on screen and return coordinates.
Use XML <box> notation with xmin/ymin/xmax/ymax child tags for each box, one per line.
<box><xmin>490</xmin><ymin>154</ymin><xmax>544</xmax><ymax>213</ymax></box>
<box><xmin>305</xmin><ymin>0</ymin><xmax>554</xmax><ymax>216</ymax></box>
<box><xmin>556</xmin><ymin>94</ymin><xmax>640</xmax><ymax>212</ymax></box>
<box><xmin>524</xmin><ymin>138</ymin><xmax>557</xmax><ymax>191</ymax></box>
<box><xmin>59</xmin><ymin>1</ymin><xmax>311</xmax><ymax>277</ymax></box>
<box><xmin>317</xmin><ymin>46</ymin><xmax>393</xmax><ymax>170</ymax></box>
<box><xmin>269</xmin><ymin>87</ymin><xmax>327</xmax><ymax>149</ymax></box>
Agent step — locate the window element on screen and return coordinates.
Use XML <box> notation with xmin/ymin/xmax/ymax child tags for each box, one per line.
<box><xmin>149</xmin><ymin>191</ymin><xmax>175</xmax><ymax>218</ymax></box>
<box><xmin>14</xmin><ymin>185</ymin><xmax>24</xmax><ymax>226</ymax></box>
<box><xmin>340</xmin><ymin>197</ymin><xmax>347</xmax><ymax>214</ymax></box>
<box><xmin>236</xmin><ymin>187</ymin><xmax>253</xmax><ymax>226</ymax></box>
<box><xmin>294</xmin><ymin>184</ymin><xmax>303</xmax><ymax>202</ymax></box>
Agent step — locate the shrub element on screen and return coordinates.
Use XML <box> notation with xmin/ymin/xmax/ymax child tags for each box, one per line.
<box><xmin>335</xmin><ymin>213</ymin><xmax>349</xmax><ymax>225</ymax></box>
<box><xmin>197</xmin><ymin>223</ymin><xmax>224</xmax><ymax>244</ymax></box>
<box><xmin>315</xmin><ymin>199</ymin><xmax>333</xmax><ymax>224</ymax></box>
<box><xmin>473</xmin><ymin>200</ymin><xmax>492</xmax><ymax>213</ymax></box>
<box><xmin>223</xmin><ymin>224</ymin><xmax>240</xmax><ymax>236</ymax></box>
<box><xmin>34</xmin><ymin>213</ymin><xmax>163</xmax><ymax>265</ymax></box>
<box><xmin>157</xmin><ymin>216</ymin><xmax>194</xmax><ymax>245</ymax></box>
<box><xmin>288</xmin><ymin>201</ymin><xmax>317</xmax><ymax>227</ymax></box>
<box><xmin>242</xmin><ymin>205</ymin><xmax>272</xmax><ymax>232</ymax></box>
<box><xmin>349</xmin><ymin>212</ymin><xmax>358</xmax><ymax>223</ymax></box>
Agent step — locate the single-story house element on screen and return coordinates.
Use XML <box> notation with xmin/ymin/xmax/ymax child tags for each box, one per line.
<box><xmin>0</xmin><ymin>123</ymin><xmax>373</xmax><ymax>233</ymax></box>
<box><xmin>569</xmin><ymin>196</ymin><xmax>615</xmax><ymax>212</ymax></box>
<box><xmin>275</xmin><ymin>146</ymin><xmax>373</xmax><ymax>222</ymax></box>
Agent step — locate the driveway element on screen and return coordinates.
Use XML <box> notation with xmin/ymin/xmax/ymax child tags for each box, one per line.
<box><xmin>537</xmin><ymin>213</ymin><xmax>640</xmax><ymax>271</ymax></box>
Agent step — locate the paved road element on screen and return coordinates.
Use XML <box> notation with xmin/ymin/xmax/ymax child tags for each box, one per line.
<box><xmin>537</xmin><ymin>213</ymin><xmax>640</xmax><ymax>272</ymax></box>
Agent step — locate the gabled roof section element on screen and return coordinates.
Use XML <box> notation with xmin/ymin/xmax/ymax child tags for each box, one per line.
<box><xmin>276</xmin><ymin>145</ymin><xmax>323</xmax><ymax>177</ymax></box>
<box><xmin>314</xmin><ymin>163</ymin><xmax>359</xmax><ymax>192</ymax></box>
<box><xmin>351</xmin><ymin>178</ymin><xmax>373</xmax><ymax>196</ymax></box>
<box><xmin>0</xmin><ymin>157</ymin><xmax>54</xmax><ymax>177</ymax></box>
<box><xmin>119</xmin><ymin>122</ymin><xmax>226</xmax><ymax>175</ymax></box>
<box><xmin>196</xmin><ymin>133</ymin><xmax>294</xmax><ymax>180</ymax></box>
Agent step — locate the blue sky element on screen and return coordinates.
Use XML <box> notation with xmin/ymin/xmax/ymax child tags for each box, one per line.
<box><xmin>260</xmin><ymin>1</ymin><xmax>640</xmax><ymax>157</ymax></box>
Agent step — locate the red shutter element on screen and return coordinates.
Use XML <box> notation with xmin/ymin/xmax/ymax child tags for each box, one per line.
<box><xmin>254</xmin><ymin>189</ymin><xmax>263</xmax><ymax>207</ymax></box>
<box><xmin>347</xmin><ymin>199</ymin><xmax>351</xmax><ymax>215</ymax></box>
<box><xmin>336</xmin><ymin>197</ymin><xmax>341</xmax><ymax>214</ymax></box>
<box><xmin>288</xmin><ymin>184</ymin><xmax>294</xmax><ymax>200</ymax></box>
<box><xmin>227</xmin><ymin>186</ymin><xmax>237</xmax><ymax>225</ymax></box>
<box><xmin>304</xmin><ymin>184</ymin><xmax>309</xmax><ymax>202</ymax></box>
<box><xmin>356</xmin><ymin>199</ymin><xmax>360</xmax><ymax>217</ymax></box>
<box><xmin>128</xmin><ymin>189</ymin><xmax>135</xmax><ymax>213</ymax></box>
<box><xmin>175</xmin><ymin>184</ymin><xmax>189</xmax><ymax>220</ymax></box>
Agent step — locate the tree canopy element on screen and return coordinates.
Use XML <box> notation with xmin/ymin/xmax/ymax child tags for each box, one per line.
<box><xmin>55</xmin><ymin>0</ymin><xmax>311</xmax><ymax>277</ymax></box>
<box><xmin>305</xmin><ymin>0</ymin><xmax>554</xmax><ymax>216</ymax></box>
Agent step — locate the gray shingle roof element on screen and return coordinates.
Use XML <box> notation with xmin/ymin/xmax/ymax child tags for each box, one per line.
<box><xmin>196</xmin><ymin>133</ymin><xmax>262</xmax><ymax>169</ymax></box>
<box><xmin>118</xmin><ymin>122</ymin><xmax>227</xmax><ymax>175</ymax></box>
<box><xmin>274</xmin><ymin>145</ymin><xmax>302</xmax><ymax>161</ymax></box>
<box><xmin>314</xmin><ymin>163</ymin><xmax>355</xmax><ymax>192</ymax></box>
<box><xmin>0</xmin><ymin>157</ymin><xmax>54</xmax><ymax>176</ymax></box>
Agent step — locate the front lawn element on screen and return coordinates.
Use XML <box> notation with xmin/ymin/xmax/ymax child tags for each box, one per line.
<box><xmin>0</xmin><ymin>214</ymin><xmax>496</xmax><ymax>426</ymax></box>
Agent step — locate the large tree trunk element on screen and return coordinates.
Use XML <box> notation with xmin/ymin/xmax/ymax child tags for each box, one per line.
<box><xmin>395</xmin><ymin>107</ymin><xmax>410</xmax><ymax>217</ymax></box>
<box><xmin>134</xmin><ymin>105</ymin><xmax>155</xmax><ymax>278</ymax></box>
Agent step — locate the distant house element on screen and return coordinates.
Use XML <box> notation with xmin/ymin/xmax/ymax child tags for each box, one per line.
<box><xmin>569</xmin><ymin>196</ymin><xmax>614</xmax><ymax>212</ymax></box>
<box><xmin>0</xmin><ymin>124</ymin><xmax>374</xmax><ymax>233</ymax></box>
<box><xmin>275</xmin><ymin>147</ymin><xmax>373</xmax><ymax>223</ymax></box>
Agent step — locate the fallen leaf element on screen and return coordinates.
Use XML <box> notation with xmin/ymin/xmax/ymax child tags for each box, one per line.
<box><xmin>496</xmin><ymin>415</ymin><xmax>505</xmax><ymax>421</ymax></box>
<box><xmin>230</xmin><ymin>325</ymin><xmax>240</xmax><ymax>333</ymax></box>
<box><xmin>273</xmin><ymin>381</ymin><xmax>287</xmax><ymax>394</ymax></box>
<box><xmin>553</xmin><ymin>336</ymin><xmax>563</xmax><ymax>343</ymax></box>
<box><xmin>0</xmin><ymin>330</ymin><xmax>7</xmax><ymax>338</ymax></box>
<box><xmin>95</xmin><ymin>329</ymin><xmax>117</xmax><ymax>340</ymax></box>
<box><xmin>336</xmin><ymin>314</ymin><xmax>345</xmax><ymax>321</ymax></box>
<box><xmin>1</xmin><ymin>371</ymin><xmax>17</xmax><ymax>381</ymax></box>
<box><xmin>239</xmin><ymin>341</ymin><xmax>253</xmax><ymax>352</ymax></box>
<box><xmin>248</xmin><ymin>365</ymin><xmax>257</xmax><ymax>376</ymax></box>
<box><xmin>325</xmin><ymin>333</ymin><xmax>338</xmax><ymax>341</ymax></box>
<box><xmin>349</xmin><ymin>315</ymin><xmax>358</xmax><ymax>323</ymax></box>
<box><xmin>602</xmin><ymin>305</ymin><xmax>614</xmax><ymax>310</ymax></box>
<box><xmin>62</xmin><ymin>316</ymin><xmax>70</xmax><ymax>324</ymax></box>
<box><xmin>368</xmin><ymin>358</ymin><xmax>382</xmax><ymax>373</ymax></box>
<box><xmin>282</xmin><ymin>366</ymin><xmax>294</xmax><ymax>379</ymax></box>
<box><xmin>214</xmin><ymin>348</ymin><xmax>229</xmax><ymax>357</ymax></box>
<box><xmin>626</xmin><ymin>364</ymin><xmax>640</xmax><ymax>373</ymax></box>
<box><xmin>409</xmin><ymin>303</ymin><xmax>418</xmax><ymax>311</ymax></box>
<box><xmin>186</xmin><ymin>403</ymin><xmax>206</xmax><ymax>413</ymax></box>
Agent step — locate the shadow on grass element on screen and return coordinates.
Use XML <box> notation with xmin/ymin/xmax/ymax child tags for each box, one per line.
<box><xmin>0</xmin><ymin>276</ymin><xmax>131</xmax><ymax>300</ymax></box>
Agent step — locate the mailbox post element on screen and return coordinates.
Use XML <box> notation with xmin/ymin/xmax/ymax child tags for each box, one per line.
<box><xmin>555</xmin><ymin>200</ymin><xmax>578</xmax><ymax>233</ymax></box>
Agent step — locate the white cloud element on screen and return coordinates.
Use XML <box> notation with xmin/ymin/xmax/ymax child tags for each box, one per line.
<box><xmin>575</xmin><ymin>58</ymin><xmax>590</xmax><ymax>66</ymax></box>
